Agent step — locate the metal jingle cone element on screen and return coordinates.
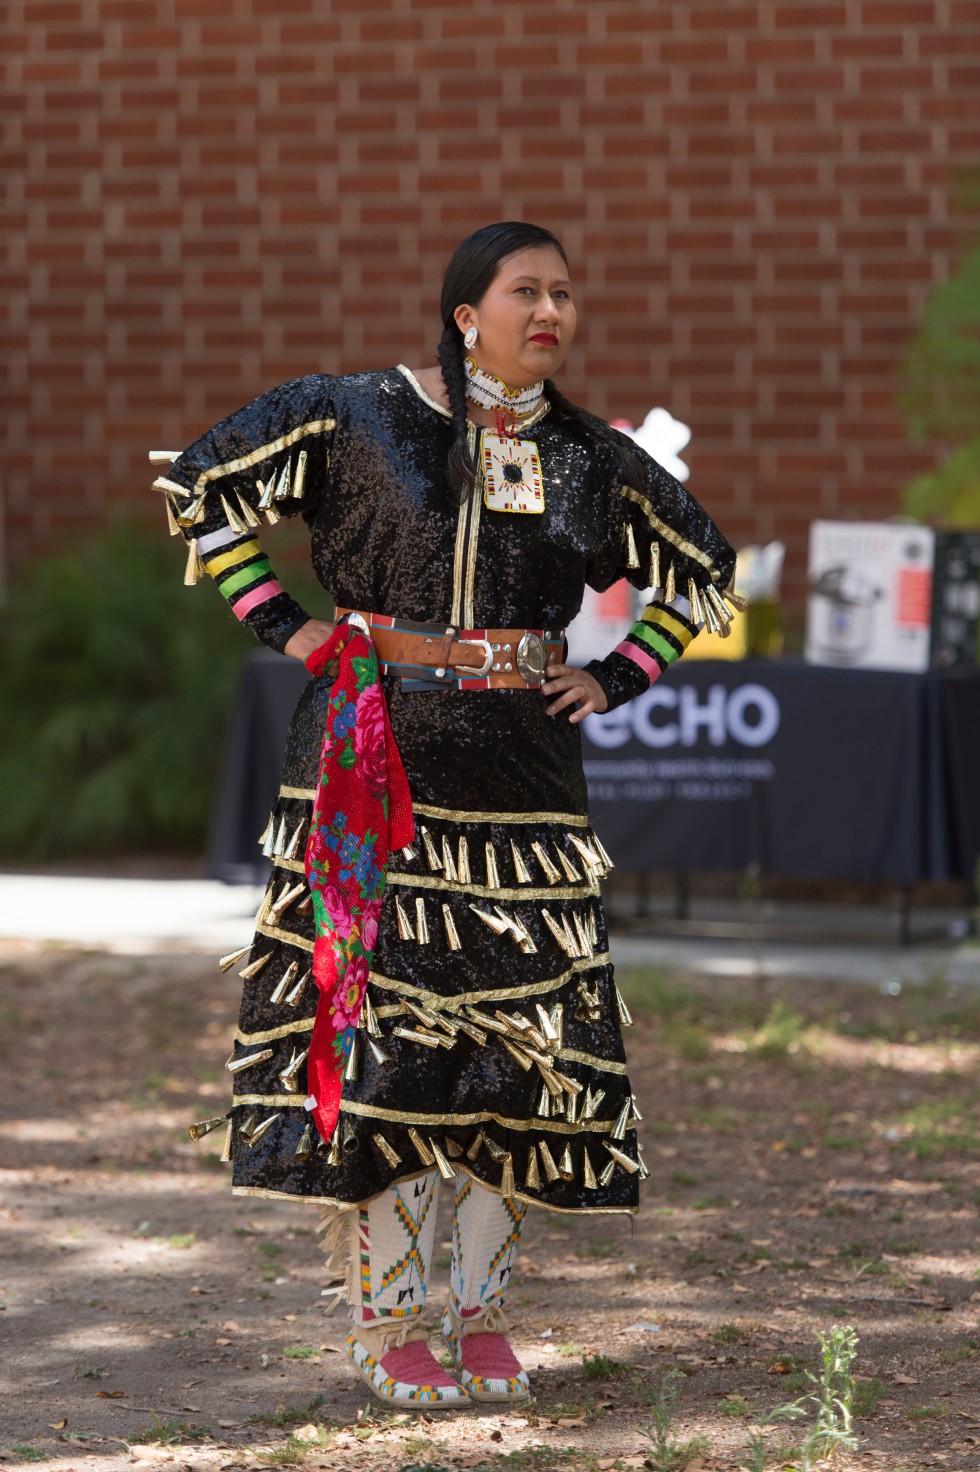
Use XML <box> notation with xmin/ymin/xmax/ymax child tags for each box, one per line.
<box><xmin>485</xmin><ymin>842</ymin><xmax>500</xmax><ymax>891</ymax></box>
<box><xmin>372</xmin><ymin>1132</ymin><xmax>402</xmax><ymax>1168</ymax></box>
<box><xmin>580</xmin><ymin>1086</ymin><xmax>596</xmax><ymax>1121</ymax></box>
<box><xmin>219</xmin><ymin>493</ymin><xmax>249</xmax><ymax>536</ymax></box>
<box><xmin>702</xmin><ymin>592</ymin><xmax>722</xmax><ymax>636</ymax></box>
<box><xmin>188</xmin><ymin>1115</ymin><xmax>227</xmax><ymax>1141</ymax></box>
<box><xmin>283</xmin><ymin>820</ymin><xmax>305</xmax><ymax>860</ymax></box>
<box><xmin>272</xmin><ymin>815</ymin><xmax>288</xmax><ymax>856</ymax></box>
<box><xmin>456</xmin><ymin>836</ymin><xmax>471</xmax><ymax>885</ymax></box>
<box><xmin>565</xmin><ymin>1090</ymin><xmax>579</xmax><ymax>1126</ymax></box>
<box><xmin>706</xmin><ymin>581</ymin><xmax>735</xmax><ymax>624</ymax></box>
<box><xmin>537</xmin><ymin>1138</ymin><xmax>561</xmax><ymax>1183</ymax></box>
<box><xmin>219</xmin><ymin>943</ymin><xmax>251</xmax><ymax>973</ymax></box>
<box><xmin>295</xmin><ymin>1123</ymin><xmax>313</xmax><ymax>1161</ymax></box>
<box><xmin>588</xmin><ymin>910</ymin><xmax>599</xmax><ymax>947</ymax></box>
<box><xmin>264</xmin><ymin>501</ymin><xmax>281</xmax><ymax>526</ymax></box>
<box><xmin>442</xmin><ymin>904</ymin><xmax>462</xmax><ymax>951</ymax></box>
<box><xmin>365</xmin><ymin>1036</ymin><xmax>389</xmax><ymax>1066</ymax></box>
<box><xmin>611</xmin><ymin>1099</ymin><xmax>632</xmax><ymax>1141</ymax></box>
<box><xmin>524</xmin><ymin>1143</ymin><xmax>541</xmax><ymax>1191</ymax></box>
<box><xmin>599</xmin><ymin>1158</ymin><xmax>617</xmax><ymax>1186</ymax></box>
<box><xmin>582</xmin><ymin>1146</ymin><xmax>599</xmax><ymax>1190</ymax></box>
<box><xmin>362</xmin><ymin>992</ymin><xmax>381</xmax><ymax>1038</ymax></box>
<box><xmin>536</xmin><ymin>1082</ymin><xmax>552</xmax><ymax>1117</ymax></box>
<box><xmin>555</xmin><ymin>846</ymin><xmax>582</xmax><ymax>883</ymax></box>
<box><xmin>219</xmin><ymin>1120</ymin><xmax>234</xmax><ymax>1162</ymax></box>
<box><xmin>561</xmin><ymin>912</ymin><xmax>583</xmax><ymax>958</ymax></box>
<box><xmin>536</xmin><ymin>1003</ymin><xmax>559</xmax><ymax>1045</ymax></box>
<box><xmin>724</xmin><ymin>579</ymin><xmax>748</xmax><ymax>613</ymax></box>
<box><xmin>343</xmin><ymin>1031</ymin><xmax>359</xmax><ymax>1082</ymax></box>
<box><xmin>268</xmin><ymin>960</ymin><xmax>299</xmax><ymax>1005</ymax></box>
<box><xmin>292</xmin><ymin>448</ymin><xmax>308</xmax><ymax>500</ymax></box>
<box><xmin>176</xmin><ymin>490</ymin><xmax>208</xmax><ymax>527</ymax></box>
<box><xmin>285</xmin><ymin>967</ymin><xmax>311</xmax><ymax>1006</ymax></box>
<box><xmin>246</xmin><ymin>1112</ymin><xmax>281</xmax><ymax>1147</ymax></box>
<box><xmin>630</xmin><ymin>1093</ymin><xmax>643</xmax><ymax>1122</ymax></box>
<box><xmin>469</xmin><ymin>904</ymin><xmax>511</xmax><ymax>937</ymax></box>
<box><xmin>568</xmin><ymin>833</ymin><xmax>603</xmax><ymax>871</ymax></box>
<box><xmin>395</xmin><ymin>896</ymin><xmax>415</xmax><ymax>941</ymax></box>
<box><xmin>573</xmin><ymin>912</ymin><xmax>594</xmax><ymax>958</ymax></box>
<box><xmin>649</xmin><ymin>541</ymin><xmax>662</xmax><ymax>593</ymax></box>
<box><xmin>615</xmin><ymin>985</ymin><xmax>634</xmax><ymax>1028</ymax></box>
<box><xmin>443</xmin><ymin>1136</ymin><xmax>464</xmax><ymax>1159</ymax></box>
<box><xmin>511</xmin><ymin>840</ymin><xmax>532</xmax><ymax>884</ymax></box>
<box><xmin>164</xmin><ymin>495</ymin><xmax>182</xmax><ymax>537</ymax></box>
<box><xmin>558</xmin><ymin>1144</ymin><xmax>574</xmax><ymax>1181</ymax></box>
<box><xmin>278</xmin><ymin>1047</ymin><xmax>309</xmax><ymax>1093</ymax></box>
<box><xmin>393</xmin><ymin>1025</ymin><xmax>441</xmax><ymax>1048</ymax></box>
<box><xmin>499</xmin><ymin>1153</ymin><xmax>517</xmax><ymax>1198</ymax></box>
<box><xmin>235</xmin><ymin>490</ymin><xmax>261</xmax><ymax>529</ymax></box>
<box><xmin>636</xmin><ymin>1143</ymin><xmax>650</xmax><ymax>1180</ymax></box>
<box><xmin>502</xmin><ymin>1039</ymin><xmax>534</xmax><ymax>1072</ymax></box>
<box><xmin>457</xmin><ymin>1017</ymin><xmax>487</xmax><ymax>1045</ymax></box>
<box><xmin>688</xmin><ymin>578</ymin><xmax>706</xmax><ymax>628</ymax></box>
<box><xmin>483</xmin><ymin>1135</ymin><xmax>505</xmax><ymax>1163</ymax></box>
<box><xmin>408</xmin><ymin>1127</ymin><xmax>434</xmax><ymax>1166</ymax></box>
<box><xmin>466</xmin><ymin>1129</ymin><xmax>485</xmax><ymax>1160</ymax></box>
<box><xmin>664</xmin><ymin>559</ymin><xmax>677</xmax><ymax>604</ymax></box>
<box><xmin>238</xmin><ymin>1110</ymin><xmax>258</xmax><ymax>1141</ymax></box>
<box><xmin>226</xmin><ymin>1047</ymin><xmax>273</xmax><ymax>1074</ymax></box>
<box><xmin>428</xmin><ymin>1137</ymin><xmax>456</xmax><ymax>1180</ymax></box>
<box><xmin>402</xmin><ymin>841</ymin><xmax>419</xmax><ymax>862</ymax></box>
<box><xmin>420</xmin><ymin>826</ymin><xmax>442</xmax><ymax>870</ymax></box>
<box><xmin>592</xmin><ymin>834</ymin><xmax>615</xmax><ymax>871</ymax></box>
<box><xmin>549</xmin><ymin>1002</ymin><xmax>564</xmax><ymax>1051</ymax></box>
<box><xmin>604</xmin><ymin>1141</ymin><xmax>640</xmax><ymax>1174</ymax></box>
<box><xmin>622</xmin><ymin>520</ymin><xmax>641</xmax><ymax>570</ymax></box>
<box><xmin>326</xmin><ymin>1132</ymin><xmax>342</xmax><ymax>1167</ymax></box>
<box><xmin>441</xmin><ymin>835</ymin><xmax>458</xmax><ymax>882</ymax></box>
<box><xmin>256</xmin><ymin>476</ymin><xmax>276</xmax><ymax>511</ymax></box>
<box><xmin>541</xmin><ymin>908</ymin><xmax>573</xmax><ymax>956</ymax></box>
<box><xmin>273</xmin><ymin>459</ymin><xmax>292</xmax><ymax>501</ymax></box>
<box><xmin>531</xmin><ymin>841</ymin><xmax>562</xmax><ymax>885</ymax></box>
<box><xmin>183</xmin><ymin>538</ymin><xmax>203</xmax><ymax>586</ymax></box>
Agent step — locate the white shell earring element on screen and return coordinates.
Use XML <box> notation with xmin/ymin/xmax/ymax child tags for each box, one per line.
<box><xmin>463</xmin><ymin>326</ymin><xmax>478</xmax><ymax>349</ymax></box>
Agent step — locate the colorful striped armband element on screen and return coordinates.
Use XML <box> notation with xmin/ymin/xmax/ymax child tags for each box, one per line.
<box><xmin>199</xmin><ymin>528</ymin><xmax>284</xmax><ymax>622</ymax></box>
<box><xmin>614</xmin><ymin>601</ymin><xmax>698</xmax><ymax>685</ymax></box>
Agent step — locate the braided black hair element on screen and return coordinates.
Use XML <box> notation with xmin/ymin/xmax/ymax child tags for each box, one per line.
<box><xmin>437</xmin><ymin>220</ymin><xmax>650</xmax><ymax>500</ymax></box>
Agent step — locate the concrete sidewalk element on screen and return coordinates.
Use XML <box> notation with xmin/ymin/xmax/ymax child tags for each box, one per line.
<box><xmin>1</xmin><ymin>872</ymin><xmax>976</xmax><ymax>985</ymax></box>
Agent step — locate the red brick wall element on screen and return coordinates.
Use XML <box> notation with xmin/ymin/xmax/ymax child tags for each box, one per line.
<box><xmin>3</xmin><ymin>0</ymin><xmax>979</xmax><ymax>623</ymax></box>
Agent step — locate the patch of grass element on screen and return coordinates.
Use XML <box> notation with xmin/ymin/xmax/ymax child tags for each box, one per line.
<box><xmin>748</xmin><ymin>999</ymin><xmax>809</xmax><ymax>1060</ymax></box>
<box><xmin>721</xmin><ymin>1392</ymin><xmax>753</xmax><ymax>1417</ymax></box>
<box><xmin>908</xmin><ymin>1404</ymin><xmax>946</xmax><ymax>1420</ymax></box>
<box><xmin>669</xmin><ymin>1169</ymin><xmax>698</xmax><ymax>1187</ymax></box>
<box><xmin>573</xmin><ymin>1235</ymin><xmax>620</xmax><ymax>1259</ymax></box>
<box><xmin>739</xmin><ymin>1246</ymin><xmax>773</xmax><ymax>1264</ymax></box>
<box><xmin>11</xmin><ymin>1450</ymin><xmax>45</xmax><ymax>1463</ymax></box>
<box><xmin>939</xmin><ymin>1337</ymin><xmax>980</xmax><ymax>1364</ymax></box>
<box><xmin>691</xmin><ymin>1193</ymin><xmax>730</xmax><ymax>1211</ymax></box>
<box><xmin>854</xmin><ymin>1376</ymin><xmax>888</xmax><ymax>1416</ymax></box>
<box><xmin>712</xmin><ymin>1322</ymin><xmax>743</xmax><ymax>1344</ymax></box>
<box><xmin>168</xmin><ymin>1233</ymin><xmax>196</xmax><ymax>1250</ymax></box>
<box><xmin>251</xmin><ymin>1395</ymin><xmax>327</xmax><ymax>1428</ymax></box>
<box><xmin>581</xmin><ymin>1353</ymin><xmax>625</xmax><ymax>1381</ymax></box>
<box><xmin>128</xmin><ymin>1416</ymin><xmax>210</xmax><ymax>1446</ymax></box>
<box><xmin>639</xmin><ymin>1365</ymin><xmax>710</xmax><ymax>1471</ymax></box>
<box><xmin>885</xmin><ymin>1238</ymin><xmax>922</xmax><ymax>1256</ymax></box>
<box><xmin>282</xmin><ymin>1345</ymin><xmax>319</xmax><ymax>1360</ymax></box>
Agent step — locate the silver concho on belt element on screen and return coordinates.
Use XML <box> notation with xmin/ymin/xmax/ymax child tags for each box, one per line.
<box><xmin>516</xmin><ymin>631</ymin><xmax>547</xmax><ymax>684</ymax></box>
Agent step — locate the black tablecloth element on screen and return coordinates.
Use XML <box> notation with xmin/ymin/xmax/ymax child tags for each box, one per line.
<box><xmin>207</xmin><ymin>652</ymin><xmax>980</xmax><ymax>887</ymax></box>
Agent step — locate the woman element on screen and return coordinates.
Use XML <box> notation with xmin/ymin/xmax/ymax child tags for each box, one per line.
<box><xmin>163</xmin><ymin>222</ymin><xmax>737</xmax><ymax>1410</ymax></box>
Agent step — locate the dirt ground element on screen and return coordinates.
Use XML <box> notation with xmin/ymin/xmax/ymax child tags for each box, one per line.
<box><xmin>1</xmin><ymin>939</ymin><xmax>978</xmax><ymax>1472</ymax></box>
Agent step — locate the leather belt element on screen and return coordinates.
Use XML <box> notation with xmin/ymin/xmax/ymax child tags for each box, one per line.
<box><xmin>335</xmin><ymin>607</ymin><xmax>565</xmax><ymax>690</ymax></box>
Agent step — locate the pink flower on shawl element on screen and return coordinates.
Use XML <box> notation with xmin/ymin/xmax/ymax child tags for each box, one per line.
<box><xmin>360</xmin><ymin>898</ymin><xmax>381</xmax><ymax>953</ymax></box>
<box><xmin>323</xmin><ymin>883</ymin><xmax>354</xmax><ymax>940</ymax></box>
<box><xmin>354</xmin><ymin>683</ymin><xmax>388</xmax><ymax>799</ymax></box>
<box><xmin>329</xmin><ymin>953</ymin><xmax>368</xmax><ymax>1031</ymax></box>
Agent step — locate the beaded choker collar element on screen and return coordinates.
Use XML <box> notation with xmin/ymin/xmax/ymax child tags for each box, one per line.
<box><xmin>464</xmin><ymin>356</ymin><xmax>544</xmax><ymax>419</ymax></box>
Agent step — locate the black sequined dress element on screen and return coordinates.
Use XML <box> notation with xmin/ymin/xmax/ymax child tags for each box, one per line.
<box><xmin>167</xmin><ymin>365</ymin><xmax>735</xmax><ymax>1215</ymax></box>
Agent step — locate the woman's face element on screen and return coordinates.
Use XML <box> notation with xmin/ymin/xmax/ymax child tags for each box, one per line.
<box><xmin>453</xmin><ymin>244</ymin><xmax>577</xmax><ymax>388</ymax></box>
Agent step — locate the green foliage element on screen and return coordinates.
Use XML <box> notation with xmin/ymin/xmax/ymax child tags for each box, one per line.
<box><xmin>639</xmin><ymin>1366</ymin><xmax>711</xmax><ymax>1471</ymax></box>
<box><xmin>0</xmin><ymin>522</ymin><xmax>248</xmax><ymax>857</ymax></box>
<box><xmin>899</xmin><ymin>172</ymin><xmax>980</xmax><ymax>525</ymax></box>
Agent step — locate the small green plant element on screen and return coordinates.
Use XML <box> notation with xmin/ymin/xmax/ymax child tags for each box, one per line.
<box><xmin>740</xmin><ymin>1402</ymin><xmax>808</xmax><ymax>1472</ymax></box>
<box><xmin>639</xmin><ymin>1366</ymin><xmax>710</xmax><ymax>1471</ymax></box>
<box><xmin>12</xmin><ymin>1451</ymin><xmax>45</xmax><ymax>1463</ymax></box>
<box><xmin>282</xmin><ymin>1345</ymin><xmax>319</xmax><ymax>1360</ymax></box>
<box><xmin>750</xmin><ymin>999</ymin><xmax>809</xmax><ymax>1059</ymax></box>
<box><xmin>769</xmin><ymin>1326</ymin><xmax>861</xmax><ymax>1470</ymax></box>
<box><xmin>854</xmin><ymin>1376</ymin><xmax>888</xmax><ymax>1416</ymax></box>
<box><xmin>581</xmin><ymin>1353</ymin><xmax>624</xmax><ymax>1381</ymax></box>
<box><xmin>721</xmin><ymin>1391</ymin><xmax>753</xmax><ymax>1418</ymax></box>
<box><xmin>251</xmin><ymin>1395</ymin><xmax>327</xmax><ymax>1428</ymax></box>
<box><xmin>712</xmin><ymin>1322</ymin><xmax>742</xmax><ymax>1344</ymax></box>
<box><xmin>128</xmin><ymin>1415</ymin><xmax>210</xmax><ymax>1446</ymax></box>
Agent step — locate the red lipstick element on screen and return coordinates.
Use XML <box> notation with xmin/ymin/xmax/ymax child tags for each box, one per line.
<box><xmin>529</xmin><ymin>333</ymin><xmax>559</xmax><ymax>346</ymax></box>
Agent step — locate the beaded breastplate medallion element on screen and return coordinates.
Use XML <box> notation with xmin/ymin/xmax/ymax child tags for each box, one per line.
<box><xmin>480</xmin><ymin>432</ymin><xmax>544</xmax><ymax>514</ymax></box>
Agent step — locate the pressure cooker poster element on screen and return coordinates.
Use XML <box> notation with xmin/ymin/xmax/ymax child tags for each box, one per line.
<box><xmin>805</xmin><ymin>520</ymin><xmax>936</xmax><ymax>673</ymax></box>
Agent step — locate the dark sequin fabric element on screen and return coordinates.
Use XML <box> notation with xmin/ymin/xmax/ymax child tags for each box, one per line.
<box><xmin>170</xmin><ymin>366</ymin><xmax>735</xmax><ymax>1215</ymax></box>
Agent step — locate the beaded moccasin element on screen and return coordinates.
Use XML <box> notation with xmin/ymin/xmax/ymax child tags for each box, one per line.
<box><xmin>440</xmin><ymin>1303</ymin><xmax>531</xmax><ymax>1403</ymax></box>
<box><xmin>346</xmin><ymin>1320</ymin><xmax>470</xmax><ymax>1410</ymax></box>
